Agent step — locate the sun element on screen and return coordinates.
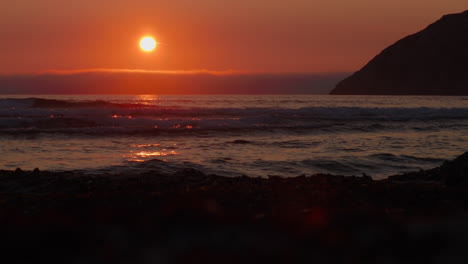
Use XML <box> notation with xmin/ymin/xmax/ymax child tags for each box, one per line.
<box><xmin>139</xmin><ymin>36</ymin><xmax>157</xmax><ymax>52</ymax></box>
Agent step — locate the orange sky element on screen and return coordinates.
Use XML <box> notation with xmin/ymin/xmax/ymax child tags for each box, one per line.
<box><xmin>0</xmin><ymin>0</ymin><xmax>466</xmax><ymax>74</ymax></box>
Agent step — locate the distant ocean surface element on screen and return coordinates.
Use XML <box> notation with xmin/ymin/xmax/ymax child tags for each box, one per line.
<box><xmin>1</xmin><ymin>94</ymin><xmax>468</xmax><ymax>179</ymax></box>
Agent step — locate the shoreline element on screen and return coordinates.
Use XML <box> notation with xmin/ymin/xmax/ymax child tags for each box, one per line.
<box><xmin>1</xmin><ymin>152</ymin><xmax>468</xmax><ymax>263</ymax></box>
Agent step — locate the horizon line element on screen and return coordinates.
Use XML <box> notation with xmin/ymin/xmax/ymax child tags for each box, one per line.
<box><xmin>0</xmin><ymin>68</ymin><xmax>353</xmax><ymax>76</ymax></box>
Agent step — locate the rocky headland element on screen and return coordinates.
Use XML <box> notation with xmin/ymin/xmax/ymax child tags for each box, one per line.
<box><xmin>330</xmin><ymin>10</ymin><xmax>468</xmax><ymax>95</ymax></box>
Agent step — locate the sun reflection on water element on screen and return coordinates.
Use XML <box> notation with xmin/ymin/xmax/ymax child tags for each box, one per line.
<box><xmin>135</xmin><ymin>95</ymin><xmax>160</xmax><ymax>105</ymax></box>
<box><xmin>111</xmin><ymin>114</ymin><xmax>133</xmax><ymax>119</ymax></box>
<box><xmin>135</xmin><ymin>151</ymin><xmax>177</xmax><ymax>157</ymax></box>
<box><xmin>127</xmin><ymin>141</ymin><xmax>179</xmax><ymax>163</ymax></box>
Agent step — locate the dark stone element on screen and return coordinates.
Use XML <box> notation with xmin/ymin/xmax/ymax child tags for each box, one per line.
<box><xmin>330</xmin><ymin>10</ymin><xmax>468</xmax><ymax>95</ymax></box>
<box><xmin>439</xmin><ymin>151</ymin><xmax>468</xmax><ymax>186</ymax></box>
<box><xmin>388</xmin><ymin>151</ymin><xmax>468</xmax><ymax>186</ymax></box>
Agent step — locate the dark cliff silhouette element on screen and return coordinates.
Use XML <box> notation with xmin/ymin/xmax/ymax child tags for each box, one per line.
<box><xmin>330</xmin><ymin>10</ymin><xmax>468</xmax><ymax>95</ymax></box>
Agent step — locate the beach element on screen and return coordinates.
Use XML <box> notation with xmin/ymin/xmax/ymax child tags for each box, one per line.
<box><xmin>1</xmin><ymin>152</ymin><xmax>468</xmax><ymax>263</ymax></box>
<box><xmin>1</xmin><ymin>95</ymin><xmax>468</xmax><ymax>262</ymax></box>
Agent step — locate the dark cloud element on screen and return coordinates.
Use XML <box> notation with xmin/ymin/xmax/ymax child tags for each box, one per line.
<box><xmin>0</xmin><ymin>70</ymin><xmax>349</xmax><ymax>94</ymax></box>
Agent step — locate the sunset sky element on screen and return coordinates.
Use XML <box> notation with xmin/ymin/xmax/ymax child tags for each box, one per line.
<box><xmin>1</xmin><ymin>0</ymin><xmax>466</xmax><ymax>74</ymax></box>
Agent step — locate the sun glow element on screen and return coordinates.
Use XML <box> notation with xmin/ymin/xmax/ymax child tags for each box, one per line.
<box><xmin>139</xmin><ymin>36</ymin><xmax>157</xmax><ymax>52</ymax></box>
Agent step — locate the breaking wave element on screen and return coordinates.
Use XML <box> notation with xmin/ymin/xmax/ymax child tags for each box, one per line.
<box><xmin>1</xmin><ymin>98</ymin><xmax>468</xmax><ymax>134</ymax></box>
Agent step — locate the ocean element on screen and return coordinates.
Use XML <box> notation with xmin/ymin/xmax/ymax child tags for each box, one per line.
<box><xmin>1</xmin><ymin>94</ymin><xmax>467</xmax><ymax>179</ymax></box>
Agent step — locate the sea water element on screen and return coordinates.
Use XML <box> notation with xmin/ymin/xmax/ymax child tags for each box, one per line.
<box><xmin>1</xmin><ymin>94</ymin><xmax>468</xmax><ymax>179</ymax></box>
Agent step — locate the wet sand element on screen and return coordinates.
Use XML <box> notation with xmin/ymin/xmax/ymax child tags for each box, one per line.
<box><xmin>1</xmin><ymin>152</ymin><xmax>468</xmax><ymax>263</ymax></box>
